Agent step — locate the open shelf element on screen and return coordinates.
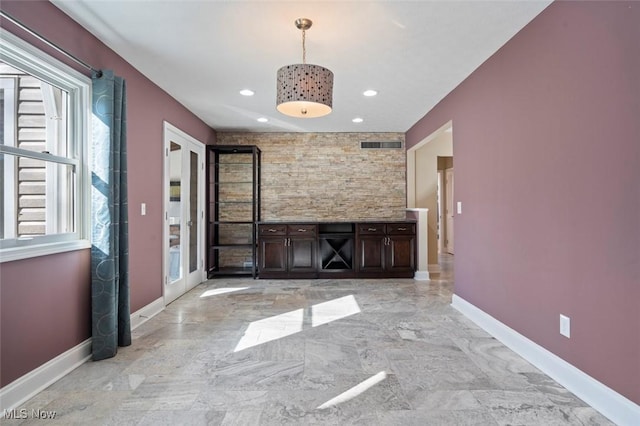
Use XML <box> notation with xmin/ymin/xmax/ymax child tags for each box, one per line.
<box><xmin>207</xmin><ymin>145</ymin><xmax>260</xmax><ymax>278</ymax></box>
<box><xmin>210</xmin><ymin>266</ymin><xmax>256</xmax><ymax>276</ymax></box>
<box><xmin>320</xmin><ymin>236</ymin><xmax>354</xmax><ymax>270</ymax></box>
<box><xmin>318</xmin><ymin>223</ymin><xmax>355</xmax><ymax>272</ymax></box>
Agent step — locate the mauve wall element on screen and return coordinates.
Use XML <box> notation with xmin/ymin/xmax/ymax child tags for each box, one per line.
<box><xmin>406</xmin><ymin>1</ymin><xmax>639</xmax><ymax>404</ymax></box>
<box><xmin>0</xmin><ymin>1</ymin><xmax>216</xmax><ymax>387</ymax></box>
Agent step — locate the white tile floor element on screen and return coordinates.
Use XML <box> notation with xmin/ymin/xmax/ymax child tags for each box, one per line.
<box><xmin>5</xmin><ymin>255</ymin><xmax>612</xmax><ymax>425</ymax></box>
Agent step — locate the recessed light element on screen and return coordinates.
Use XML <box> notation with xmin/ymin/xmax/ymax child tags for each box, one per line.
<box><xmin>257</xmin><ymin>117</ymin><xmax>268</xmax><ymax>123</ymax></box>
<box><xmin>239</xmin><ymin>89</ymin><xmax>254</xmax><ymax>96</ymax></box>
<box><xmin>363</xmin><ymin>90</ymin><xmax>378</xmax><ymax>97</ymax></box>
<box><xmin>352</xmin><ymin>118</ymin><xmax>364</xmax><ymax>123</ymax></box>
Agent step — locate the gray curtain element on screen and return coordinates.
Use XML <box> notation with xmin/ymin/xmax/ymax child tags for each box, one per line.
<box><xmin>90</xmin><ymin>70</ymin><xmax>131</xmax><ymax>361</ymax></box>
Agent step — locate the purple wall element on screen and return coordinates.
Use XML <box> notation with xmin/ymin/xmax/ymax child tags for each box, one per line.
<box><xmin>0</xmin><ymin>1</ymin><xmax>216</xmax><ymax>387</ymax></box>
<box><xmin>406</xmin><ymin>1</ymin><xmax>639</xmax><ymax>404</ymax></box>
<box><xmin>1</xmin><ymin>252</ymin><xmax>91</xmax><ymax>387</ymax></box>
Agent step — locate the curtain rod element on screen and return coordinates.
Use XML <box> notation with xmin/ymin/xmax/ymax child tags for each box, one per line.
<box><xmin>1</xmin><ymin>10</ymin><xmax>102</xmax><ymax>77</ymax></box>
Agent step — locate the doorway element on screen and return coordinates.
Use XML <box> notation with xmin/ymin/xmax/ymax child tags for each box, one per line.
<box><xmin>437</xmin><ymin>159</ymin><xmax>454</xmax><ymax>255</ymax></box>
<box><xmin>163</xmin><ymin>122</ymin><xmax>205</xmax><ymax>304</ymax></box>
<box><xmin>406</xmin><ymin>121</ymin><xmax>453</xmax><ymax>270</ymax></box>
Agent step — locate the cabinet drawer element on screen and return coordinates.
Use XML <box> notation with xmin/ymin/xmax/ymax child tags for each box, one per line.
<box><xmin>357</xmin><ymin>223</ymin><xmax>386</xmax><ymax>235</ymax></box>
<box><xmin>387</xmin><ymin>223</ymin><xmax>415</xmax><ymax>235</ymax></box>
<box><xmin>259</xmin><ymin>224</ymin><xmax>287</xmax><ymax>236</ymax></box>
<box><xmin>288</xmin><ymin>224</ymin><xmax>317</xmax><ymax>236</ymax></box>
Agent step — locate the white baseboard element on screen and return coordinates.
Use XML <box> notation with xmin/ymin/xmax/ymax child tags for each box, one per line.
<box><xmin>0</xmin><ymin>297</ymin><xmax>165</xmax><ymax>417</ymax></box>
<box><xmin>130</xmin><ymin>296</ymin><xmax>165</xmax><ymax>331</ymax></box>
<box><xmin>451</xmin><ymin>294</ymin><xmax>640</xmax><ymax>426</ymax></box>
<box><xmin>414</xmin><ymin>270</ymin><xmax>430</xmax><ymax>281</ymax></box>
<box><xmin>0</xmin><ymin>339</ymin><xmax>91</xmax><ymax>416</ymax></box>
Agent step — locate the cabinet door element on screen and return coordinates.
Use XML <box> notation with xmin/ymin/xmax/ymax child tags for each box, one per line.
<box><xmin>358</xmin><ymin>236</ymin><xmax>385</xmax><ymax>272</ymax></box>
<box><xmin>386</xmin><ymin>235</ymin><xmax>415</xmax><ymax>272</ymax></box>
<box><xmin>259</xmin><ymin>237</ymin><xmax>287</xmax><ymax>273</ymax></box>
<box><xmin>288</xmin><ymin>237</ymin><xmax>316</xmax><ymax>273</ymax></box>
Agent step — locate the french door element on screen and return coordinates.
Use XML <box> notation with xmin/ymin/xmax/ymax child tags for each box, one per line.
<box><xmin>163</xmin><ymin>122</ymin><xmax>205</xmax><ymax>304</ymax></box>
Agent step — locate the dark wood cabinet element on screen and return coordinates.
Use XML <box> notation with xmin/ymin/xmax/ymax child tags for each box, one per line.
<box><xmin>258</xmin><ymin>224</ymin><xmax>317</xmax><ymax>278</ymax></box>
<box><xmin>259</xmin><ymin>238</ymin><xmax>287</xmax><ymax>273</ymax></box>
<box><xmin>357</xmin><ymin>224</ymin><xmax>386</xmax><ymax>273</ymax></box>
<box><xmin>357</xmin><ymin>223</ymin><xmax>415</xmax><ymax>278</ymax></box>
<box><xmin>258</xmin><ymin>221</ymin><xmax>415</xmax><ymax>279</ymax></box>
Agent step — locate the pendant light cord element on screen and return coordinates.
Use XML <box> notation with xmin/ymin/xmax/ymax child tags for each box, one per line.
<box><xmin>301</xmin><ymin>28</ymin><xmax>306</xmax><ymax>64</ymax></box>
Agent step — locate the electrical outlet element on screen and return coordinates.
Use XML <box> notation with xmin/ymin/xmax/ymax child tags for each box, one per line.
<box><xmin>560</xmin><ymin>314</ymin><xmax>571</xmax><ymax>338</ymax></box>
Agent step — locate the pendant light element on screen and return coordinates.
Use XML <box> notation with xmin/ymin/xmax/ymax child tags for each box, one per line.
<box><xmin>276</xmin><ymin>18</ymin><xmax>333</xmax><ymax>118</ymax></box>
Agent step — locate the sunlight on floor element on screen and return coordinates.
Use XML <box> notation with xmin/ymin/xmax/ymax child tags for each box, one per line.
<box><xmin>311</xmin><ymin>295</ymin><xmax>361</xmax><ymax>328</ymax></box>
<box><xmin>234</xmin><ymin>295</ymin><xmax>361</xmax><ymax>352</ymax></box>
<box><xmin>317</xmin><ymin>371</ymin><xmax>387</xmax><ymax>409</ymax></box>
<box><xmin>200</xmin><ymin>287</ymin><xmax>250</xmax><ymax>298</ymax></box>
<box><xmin>234</xmin><ymin>309</ymin><xmax>304</xmax><ymax>352</ymax></box>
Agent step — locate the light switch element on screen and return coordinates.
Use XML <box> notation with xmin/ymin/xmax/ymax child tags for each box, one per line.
<box><xmin>457</xmin><ymin>201</ymin><xmax>462</xmax><ymax>214</ymax></box>
<box><xmin>141</xmin><ymin>203</ymin><xmax>146</xmax><ymax>216</ymax></box>
<box><xmin>560</xmin><ymin>314</ymin><xmax>571</xmax><ymax>338</ymax></box>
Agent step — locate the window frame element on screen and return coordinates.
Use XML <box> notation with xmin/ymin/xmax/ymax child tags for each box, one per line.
<box><xmin>1</xmin><ymin>76</ymin><xmax>17</xmax><ymax>239</ymax></box>
<box><xmin>0</xmin><ymin>30</ymin><xmax>91</xmax><ymax>262</ymax></box>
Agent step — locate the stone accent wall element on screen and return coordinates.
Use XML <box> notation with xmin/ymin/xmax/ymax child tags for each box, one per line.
<box><xmin>217</xmin><ymin>133</ymin><xmax>407</xmax><ymax>222</ymax></box>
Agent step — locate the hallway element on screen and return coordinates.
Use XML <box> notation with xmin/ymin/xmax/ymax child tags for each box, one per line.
<box><xmin>6</xmin><ymin>257</ymin><xmax>610</xmax><ymax>425</ymax></box>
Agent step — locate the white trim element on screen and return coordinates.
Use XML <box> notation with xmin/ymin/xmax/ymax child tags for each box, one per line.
<box><xmin>0</xmin><ymin>339</ymin><xmax>91</xmax><ymax>417</ymax></box>
<box><xmin>406</xmin><ymin>208</ymin><xmax>429</xmax><ymax>280</ymax></box>
<box><xmin>0</xmin><ymin>295</ymin><xmax>166</xmax><ymax>417</ymax></box>
<box><xmin>413</xmin><ymin>270</ymin><xmax>430</xmax><ymax>281</ymax></box>
<box><xmin>406</xmin><ymin>120</ymin><xmax>453</xmax><ymax>209</ymax></box>
<box><xmin>0</xmin><ymin>30</ymin><xmax>91</xmax><ymax>259</ymax></box>
<box><xmin>0</xmin><ymin>239</ymin><xmax>90</xmax><ymax>263</ymax></box>
<box><xmin>451</xmin><ymin>294</ymin><xmax>640</xmax><ymax>426</ymax></box>
<box><xmin>42</xmin><ymin>82</ymin><xmax>58</xmax><ymax>235</ymax></box>
<box><xmin>130</xmin><ymin>296</ymin><xmax>165</xmax><ymax>330</ymax></box>
<box><xmin>162</xmin><ymin>121</ymin><xmax>206</xmax><ymax>305</ymax></box>
<box><xmin>1</xmin><ymin>77</ymin><xmax>17</xmax><ymax>239</ymax></box>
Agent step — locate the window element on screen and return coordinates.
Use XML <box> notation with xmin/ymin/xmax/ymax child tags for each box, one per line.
<box><xmin>0</xmin><ymin>31</ymin><xmax>91</xmax><ymax>262</ymax></box>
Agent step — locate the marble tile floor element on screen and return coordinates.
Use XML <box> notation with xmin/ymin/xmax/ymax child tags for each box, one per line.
<box><xmin>6</xmin><ymin>256</ymin><xmax>612</xmax><ymax>425</ymax></box>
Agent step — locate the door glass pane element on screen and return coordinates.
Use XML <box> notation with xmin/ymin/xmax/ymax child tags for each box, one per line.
<box><xmin>168</xmin><ymin>141</ymin><xmax>182</xmax><ymax>282</ymax></box>
<box><xmin>189</xmin><ymin>150</ymin><xmax>198</xmax><ymax>273</ymax></box>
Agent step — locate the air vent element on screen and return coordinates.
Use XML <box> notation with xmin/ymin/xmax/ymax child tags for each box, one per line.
<box><xmin>360</xmin><ymin>141</ymin><xmax>403</xmax><ymax>149</ymax></box>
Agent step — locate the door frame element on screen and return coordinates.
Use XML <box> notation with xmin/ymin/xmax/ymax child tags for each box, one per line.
<box><xmin>162</xmin><ymin>121</ymin><xmax>206</xmax><ymax>304</ymax></box>
<box><xmin>406</xmin><ymin>120</ymin><xmax>453</xmax><ymax>271</ymax></box>
<box><xmin>444</xmin><ymin>167</ymin><xmax>454</xmax><ymax>254</ymax></box>
<box><xmin>437</xmin><ymin>170</ymin><xmax>444</xmax><ymax>254</ymax></box>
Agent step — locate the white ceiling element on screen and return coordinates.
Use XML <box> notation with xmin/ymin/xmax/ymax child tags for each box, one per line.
<box><xmin>51</xmin><ymin>1</ymin><xmax>552</xmax><ymax>133</ymax></box>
